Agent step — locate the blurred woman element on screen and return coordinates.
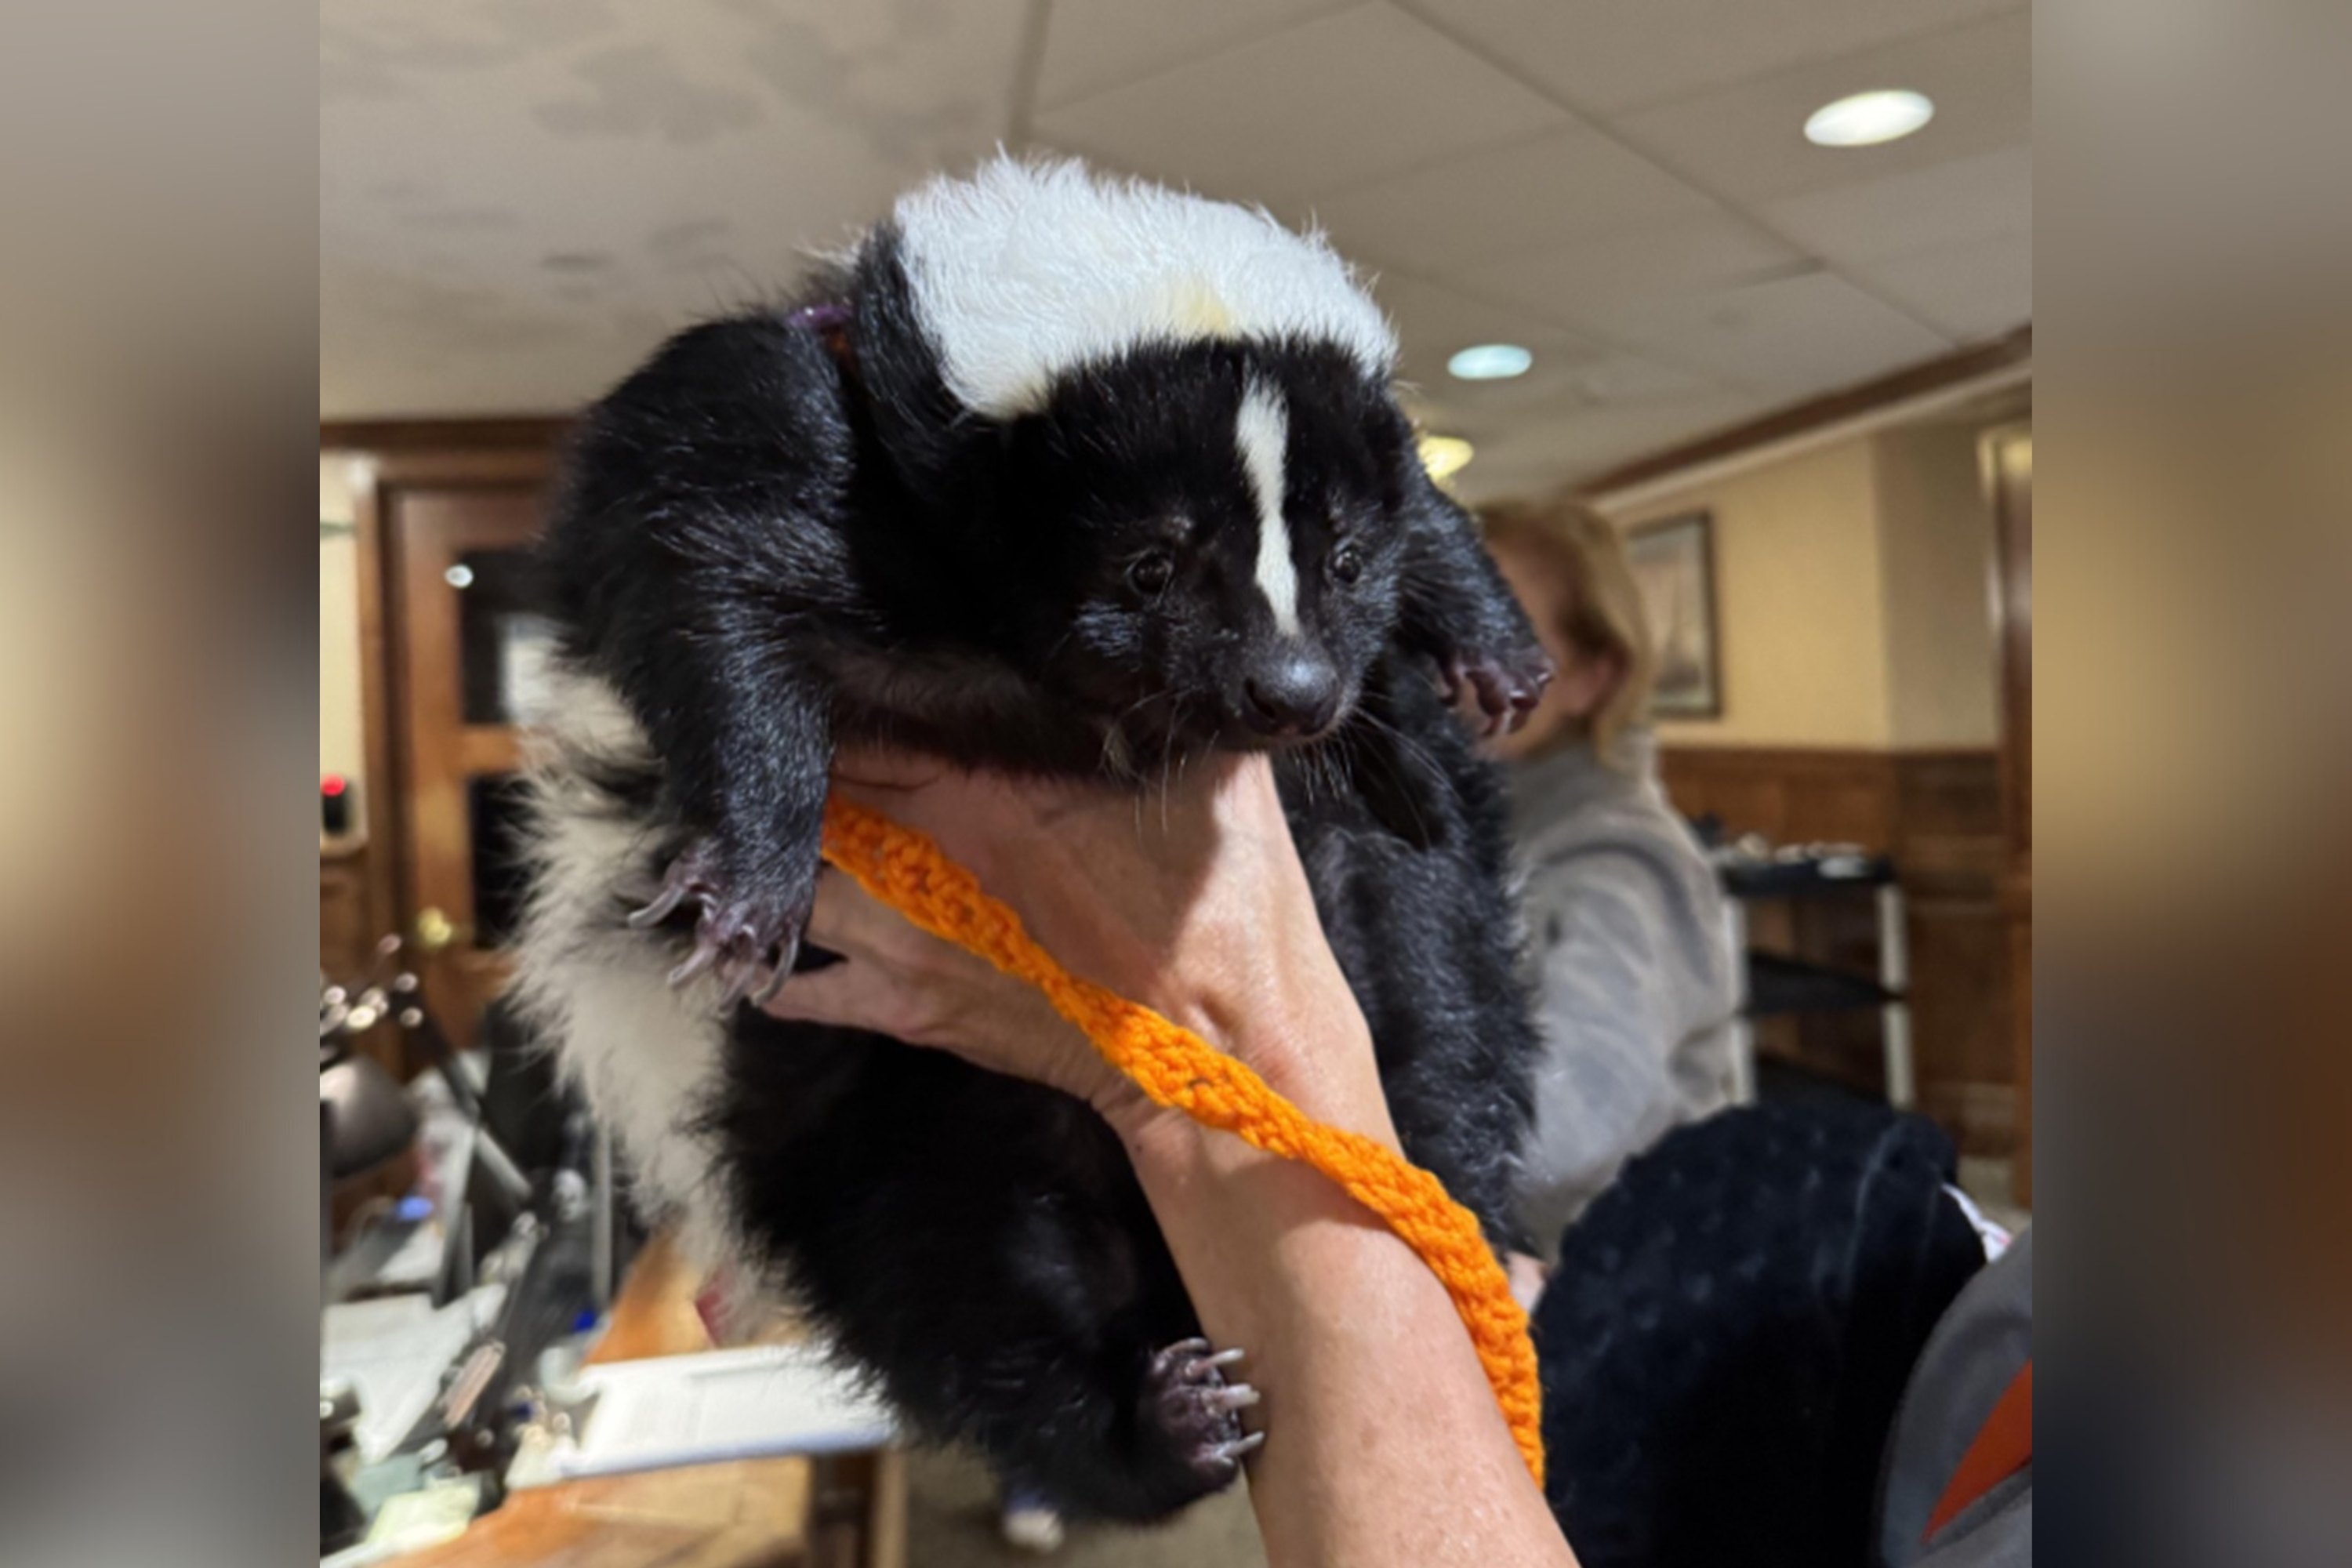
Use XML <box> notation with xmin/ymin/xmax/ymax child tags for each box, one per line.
<box><xmin>1479</xmin><ymin>499</ymin><xmax>1740</xmax><ymax>1262</ymax></box>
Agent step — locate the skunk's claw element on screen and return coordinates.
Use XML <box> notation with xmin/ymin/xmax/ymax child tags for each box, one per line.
<box><xmin>748</xmin><ymin>965</ymin><xmax>791</xmax><ymax>1010</ymax></box>
<box><xmin>1147</xmin><ymin>1338</ymin><xmax>1260</xmax><ymax>1488</ymax></box>
<box><xmin>695</xmin><ymin>891</ymin><xmax>807</xmax><ymax>1011</ymax></box>
<box><xmin>633</xmin><ymin>840</ymin><xmax>808</xmax><ymax>1011</ymax></box>
<box><xmin>1442</xmin><ymin>646</ymin><xmax>1554</xmax><ymax>736</ymax></box>
<box><xmin>627</xmin><ymin>839</ymin><xmax>722</xmax><ymax>930</ymax></box>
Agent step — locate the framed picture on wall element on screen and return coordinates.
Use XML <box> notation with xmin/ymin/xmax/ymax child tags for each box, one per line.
<box><xmin>1626</xmin><ymin>511</ymin><xmax>1722</xmax><ymax>717</ymax></box>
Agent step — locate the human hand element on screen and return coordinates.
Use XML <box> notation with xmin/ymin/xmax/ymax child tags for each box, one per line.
<box><xmin>760</xmin><ymin>748</ymin><xmax>1387</xmax><ymax>1139</ymax></box>
<box><xmin>757</xmin><ymin>837</ymin><xmax>1123</xmax><ymax>1113</ymax></box>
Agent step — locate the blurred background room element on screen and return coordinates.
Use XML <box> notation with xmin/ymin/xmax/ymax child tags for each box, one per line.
<box><xmin>319</xmin><ymin>3</ymin><xmax>2032</xmax><ymax>1564</ymax></box>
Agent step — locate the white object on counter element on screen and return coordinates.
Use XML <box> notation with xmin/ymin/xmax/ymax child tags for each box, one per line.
<box><xmin>506</xmin><ymin>1342</ymin><xmax>897</xmax><ymax>1487</ymax></box>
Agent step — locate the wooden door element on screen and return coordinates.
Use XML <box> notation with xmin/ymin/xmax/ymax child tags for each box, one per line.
<box><xmin>362</xmin><ymin>448</ymin><xmax>557</xmax><ymax>1054</ymax></box>
<box><xmin>1984</xmin><ymin>425</ymin><xmax>2033</xmax><ymax>1203</ymax></box>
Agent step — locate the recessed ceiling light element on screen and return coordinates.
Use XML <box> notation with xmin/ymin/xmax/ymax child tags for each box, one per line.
<box><xmin>1447</xmin><ymin>344</ymin><xmax>1533</xmax><ymax>381</ymax></box>
<box><xmin>1418</xmin><ymin>434</ymin><xmax>1475</xmax><ymax>481</ymax></box>
<box><xmin>1804</xmin><ymin>89</ymin><xmax>1935</xmax><ymax>147</ymax></box>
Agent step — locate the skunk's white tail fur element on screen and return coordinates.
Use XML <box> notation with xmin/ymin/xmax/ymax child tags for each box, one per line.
<box><xmin>507</xmin><ymin>664</ymin><xmax>744</xmax><ymax>1280</ymax></box>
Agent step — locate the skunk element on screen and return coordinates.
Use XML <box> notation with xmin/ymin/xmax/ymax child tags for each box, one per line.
<box><xmin>516</xmin><ymin>158</ymin><xmax>1548</xmax><ymax>1523</ymax></box>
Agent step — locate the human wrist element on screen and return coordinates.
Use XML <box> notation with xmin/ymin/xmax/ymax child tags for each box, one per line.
<box><xmin>1093</xmin><ymin>1004</ymin><xmax>1398</xmax><ymax>1164</ymax></box>
<box><xmin>1250</xmin><ymin>1015</ymin><xmax>1399</xmax><ymax>1149</ymax></box>
<box><xmin>1098</xmin><ymin>1087</ymin><xmax>1203</xmax><ymax>1172</ymax></box>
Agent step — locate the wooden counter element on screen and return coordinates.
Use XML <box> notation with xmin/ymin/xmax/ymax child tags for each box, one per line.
<box><xmin>389</xmin><ymin>1233</ymin><xmax>904</xmax><ymax>1568</ymax></box>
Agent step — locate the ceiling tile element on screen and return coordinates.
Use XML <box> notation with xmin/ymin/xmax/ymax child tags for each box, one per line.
<box><xmin>1031</xmin><ymin>5</ymin><xmax>1570</xmax><ymax>205</ymax></box>
<box><xmin>1035</xmin><ymin>0</ymin><xmax>1354</xmax><ymax>111</ymax></box>
<box><xmin>1302</xmin><ymin>124</ymin><xmax>1720</xmax><ymax>274</ymax></box>
<box><xmin>1409</xmin><ymin>350</ymin><xmax>1722</xmax><ymax>445</ymax></box>
<box><xmin>1766</xmin><ymin>144</ymin><xmax>2029</xmax><ymax>266</ymax></box>
<box><xmin>1598</xmin><ymin>271</ymin><xmax>1953</xmax><ymax>393</ymax></box>
<box><xmin>1379</xmin><ymin>271</ymin><xmax>1731</xmax><ymax>452</ymax></box>
<box><xmin>1367</xmin><ymin>270</ymin><xmax>1600</xmax><ymax>383</ymax></box>
<box><xmin>321</xmin><ymin>255</ymin><xmax>648</xmax><ymax>417</ymax></box>
<box><xmin>321</xmin><ymin>1</ymin><xmax>1034</xmax><ymax>415</ymax></box>
<box><xmin>1847</xmin><ymin>231</ymin><xmax>2031</xmax><ymax>340</ymax></box>
<box><xmin>1550</xmin><ymin>354</ymin><xmax>1722</xmax><ymax>408</ymax></box>
<box><xmin>1400</xmin><ymin>0</ymin><xmax>2026</xmax><ymax>117</ymax></box>
<box><xmin>1612</xmin><ymin>10</ymin><xmax>2030</xmax><ymax>206</ymax></box>
<box><xmin>1446</xmin><ymin>390</ymin><xmax>1775</xmax><ymax>503</ymax></box>
<box><xmin>1454</xmin><ymin>211</ymin><xmax>1805</xmax><ymax>332</ymax></box>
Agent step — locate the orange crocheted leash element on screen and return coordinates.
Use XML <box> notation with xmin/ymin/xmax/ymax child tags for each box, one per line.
<box><xmin>818</xmin><ymin>796</ymin><xmax>1546</xmax><ymax>1486</ymax></box>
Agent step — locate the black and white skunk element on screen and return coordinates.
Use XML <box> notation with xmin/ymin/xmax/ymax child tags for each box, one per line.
<box><xmin>517</xmin><ymin>158</ymin><xmax>1548</xmax><ymax>1523</ymax></box>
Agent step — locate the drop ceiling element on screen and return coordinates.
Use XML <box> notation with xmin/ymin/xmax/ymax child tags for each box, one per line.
<box><xmin>321</xmin><ymin>0</ymin><xmax>2031</xmax><ymax>499</ymax></box>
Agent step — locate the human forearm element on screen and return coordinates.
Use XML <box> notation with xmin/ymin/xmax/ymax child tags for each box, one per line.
<box><xmin>1107</xmin><ymin>1042</ymin><xmax>1574</xmax><ymax>1568</ymax></box>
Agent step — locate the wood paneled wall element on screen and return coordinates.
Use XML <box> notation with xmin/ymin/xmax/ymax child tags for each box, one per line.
<box><xmin>1660</xmin><ymin>745</ymin><xmax>2016</xmax><ymax>1155</ymax></box>
<box><xmin>320</xmin><ymin>840</ymin><xmax>375</xmax><ymax>982</ymax></box>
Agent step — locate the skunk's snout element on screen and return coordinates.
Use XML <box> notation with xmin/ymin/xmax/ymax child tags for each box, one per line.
<box><xmin>1240</xmin><ymin>648</ymin><xmax>1342</xmax><ymax>739</ymax></box>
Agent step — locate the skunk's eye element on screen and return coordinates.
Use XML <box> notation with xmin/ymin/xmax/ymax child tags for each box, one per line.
<box><xmin>1330</xmin><ymin>542</ymin><xmax>1363</xmax><ymax>586</ymax></box>
<box><xmin>1127</xmin><ymin>551</ymin><xmax>1174</xmax><ymax>596</ymax></box>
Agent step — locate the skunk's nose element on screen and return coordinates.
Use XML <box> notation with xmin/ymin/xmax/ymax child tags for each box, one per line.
<box><xmin>1242</xmin><ymin>651</ymin><xmax>1342</xmax><ymax>737</ymax></box>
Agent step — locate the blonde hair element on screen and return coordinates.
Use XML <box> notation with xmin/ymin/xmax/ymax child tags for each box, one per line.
<box><xmin>1476</xmin><ymin>498</ymin><xmax>1658</xmax><ymax>763</ymax></box>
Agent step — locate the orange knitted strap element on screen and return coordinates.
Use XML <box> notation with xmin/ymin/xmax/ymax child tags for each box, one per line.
<box><xmin>819</xmin><ymin>795</ymin><xmax>1546</xmax><ymax>1486</ymax></box>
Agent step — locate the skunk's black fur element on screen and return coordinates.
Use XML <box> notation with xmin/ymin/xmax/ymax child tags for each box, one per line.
<box><xmin>528</xmin><ymin>187</ymin><xmax>1547</xmax><ymax>1523</ymax></box>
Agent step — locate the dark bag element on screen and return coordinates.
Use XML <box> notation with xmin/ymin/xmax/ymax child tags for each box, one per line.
<box><xmin>1535</xmin><ymin>1102</ymin><xmax>1987</xmax><ymax>1568</ymax></box>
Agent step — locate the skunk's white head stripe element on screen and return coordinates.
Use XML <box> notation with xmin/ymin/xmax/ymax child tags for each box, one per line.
<box><xmin>1236</xmin><ymin>382</ymin><xmax>1300</xmax><ymax>636</ymax></box>
<box><xmin>891</xmin><ymin>157</ymin><xmax>1396</xmax><ymax>419</ymax></box>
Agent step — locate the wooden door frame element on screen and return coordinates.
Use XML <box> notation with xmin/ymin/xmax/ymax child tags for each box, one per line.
<box><xmin>1980</xmin><ymin>423</ymin><xmax>2032</xmax><ymax>857</ymax></box>
<box><xmin>331</xmin><ymin>425</ymin><xmax>564</xmax><ymax>1069</ymax></box>
<box><xmin>1980</xmin><ymin>421</ymin><xmax>2033</xmax><ymax>1205</ymax></box>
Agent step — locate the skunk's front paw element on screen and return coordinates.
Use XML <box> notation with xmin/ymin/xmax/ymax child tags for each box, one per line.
<box><xmin>1146</xmin><ymin>1338</ymin><xmax>1262</xmax><ymax>1490</ymax></box>
<box><xmin>1441</xmin><ymin>644</ymin><xmax>1555</xmax><ymax>735</ymax></box>
<box><xmin>627</xmin><ymin>838</ymin><xmax>811</xmax><ymax>1009</ymax></box>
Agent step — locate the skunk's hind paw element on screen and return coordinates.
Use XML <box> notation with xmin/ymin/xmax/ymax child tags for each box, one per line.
<box><xmin>1147</xmin><ymin>1338</ymin><xmax>1262</xmax><ymax>1489</ymax></box>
